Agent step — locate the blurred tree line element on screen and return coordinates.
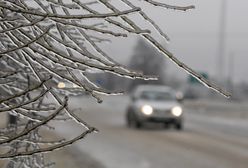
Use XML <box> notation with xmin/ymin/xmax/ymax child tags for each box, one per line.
<box><xmin>88</xmin><ymin>38</ymin><xmax>167</xmax><ymax>92</ymax></box>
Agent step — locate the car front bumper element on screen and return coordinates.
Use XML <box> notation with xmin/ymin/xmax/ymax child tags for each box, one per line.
<box><xmin>135</xmin><ymin>109</ymin><xmax>183</xmax><ymax>123</ymax></box>
<box><xmin>145</xmin><ymin>117</ymin><xmax>182</xmax><ymax>123</ymax></box>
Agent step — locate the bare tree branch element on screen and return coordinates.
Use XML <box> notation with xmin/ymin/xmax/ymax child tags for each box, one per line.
<box><xmin>0</xmin><ymin>0</ymin><xmax>230</xmax><ymax>167</ymax></box>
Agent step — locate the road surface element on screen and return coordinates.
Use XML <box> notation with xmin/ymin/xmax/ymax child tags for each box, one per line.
<box><xmin>55</xmin><ymin>95</ymin><xmax>248</xmax><ymax>168</ymax></box>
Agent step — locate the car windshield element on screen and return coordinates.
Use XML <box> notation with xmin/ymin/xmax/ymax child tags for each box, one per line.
<box><xmin>139</xmin><ymin>90</ymin><xmax>175</xmax><ymax>101</ymax></box>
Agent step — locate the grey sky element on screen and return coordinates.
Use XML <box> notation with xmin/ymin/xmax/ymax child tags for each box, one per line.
<box><xmin>102</xmin><ymin>0</ymin><xmax>248</xmax><ymax>84</ymax></box>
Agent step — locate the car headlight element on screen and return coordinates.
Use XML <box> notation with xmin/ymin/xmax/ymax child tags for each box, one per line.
<box><xmin>141</xmin><ymin>105</ymin><xmax>153</xmax><ymax>115</ymax></box>
<box><xmin>171</xmin><ymin>106</ymin><xmax>182</xmax><ymax>117</ymax></box>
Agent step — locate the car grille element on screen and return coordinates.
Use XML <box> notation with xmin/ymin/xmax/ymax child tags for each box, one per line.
<box><xmin>153</xmin><ymin>109</ymin><xmax>171</xmax><ymax>117</ymax></box>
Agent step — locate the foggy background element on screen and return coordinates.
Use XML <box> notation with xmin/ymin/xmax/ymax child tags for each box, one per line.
<box><xmin>100</xmin><ymin>0</ymin><xmax>247</xmax><ymax>86</ymax></box>
<box><xmin>1</xmin><ymin>1</ymin><xmax>248</xmax><ymax>168</ymax></box>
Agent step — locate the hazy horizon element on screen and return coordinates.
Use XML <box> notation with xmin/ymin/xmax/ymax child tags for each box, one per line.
<box><xmin>101</xmin><ymin>0</ymin><xmax>248</xmax><ymax>84</ymax></box>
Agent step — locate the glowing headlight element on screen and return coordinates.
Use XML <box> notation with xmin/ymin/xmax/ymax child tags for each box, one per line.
<box><xmin>57</xmin><ymin>82</ymin><xmax>65</xmax><ymax>89</ymax></box>
<box><xmin>171</xmin><ymin>106</ymin><xmax>182</xmax><ymax>117</ymax></box>
<box><xmin>141</xmin><ymin>105</ymin><xmax>153</xmax><ymax>115</ymax></box>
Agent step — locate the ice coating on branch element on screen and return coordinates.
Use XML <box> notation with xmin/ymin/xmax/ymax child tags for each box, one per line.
<box><xmin>0</xmin><ymin>0</ymin><xmax>229</xmax><ymax>166</ymax></box>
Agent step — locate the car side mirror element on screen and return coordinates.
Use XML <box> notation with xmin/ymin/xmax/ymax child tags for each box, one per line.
<box><xmin>177</xmin><ymin>97</ymin><xmax>184</xmax><ymax>103</ymax></box>
<box><xmin>176</xmin><ymin>92</ymin><xmax>184</xmax><ymax>103</ymax></box>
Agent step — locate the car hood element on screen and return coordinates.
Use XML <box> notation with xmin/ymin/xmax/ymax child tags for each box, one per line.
<box><xmin>135</xmin><ymin>100</ymin><xmax>180</xmax><ymax>110</ymax></box>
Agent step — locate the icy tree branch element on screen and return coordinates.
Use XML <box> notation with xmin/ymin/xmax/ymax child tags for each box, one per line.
<box><xmin>0</xmin><ymin>0</ymin><xmax>230</xmax><ymax>167</ymax></box>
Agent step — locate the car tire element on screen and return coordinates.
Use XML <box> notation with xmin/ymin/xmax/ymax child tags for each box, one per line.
<box><xmin>132</xmin><ymin>120</ymin><xmax>142</xmax><ymax>129</ymax></box>
<box><xmin>127</xmin><ymin>112</ymin><xmax>142</xmax><ymax>129</ymax></box>
<box><xmin>163</xmin><ymin>123</ymin><xmax>169</xmax><ymax>129</ymax></box>
<box><xmin>175</xmin><ymin>122</ymin><xmax>183</xmax><ymax>130</ymax></box>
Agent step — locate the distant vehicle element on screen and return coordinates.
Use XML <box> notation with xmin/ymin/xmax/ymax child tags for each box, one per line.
<box><xmin>55</xmin><ymin>80</ymin><xmax>87</xmax><ymax>96</ymax></box>
<box><xmin>126</xmin><ymin>85</ymin><xmax>184</xmax><ymax>130</ymax></box>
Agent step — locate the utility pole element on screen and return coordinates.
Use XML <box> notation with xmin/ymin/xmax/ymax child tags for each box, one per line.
<box><xmin>217</xmin><ymin>0</ymin><xmax>227</xmax><ymax>83</ymax></box>
<box><xmin>227</xmin><ymin>52</ymin><xmax>234</xmax><ymax>93</ymax></box>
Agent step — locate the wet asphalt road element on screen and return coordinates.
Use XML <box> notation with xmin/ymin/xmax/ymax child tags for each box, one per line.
<box><xmin>55</xmin><ymin>95</ymin><xmax>248</xmax><ymax>168</ymax></box>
